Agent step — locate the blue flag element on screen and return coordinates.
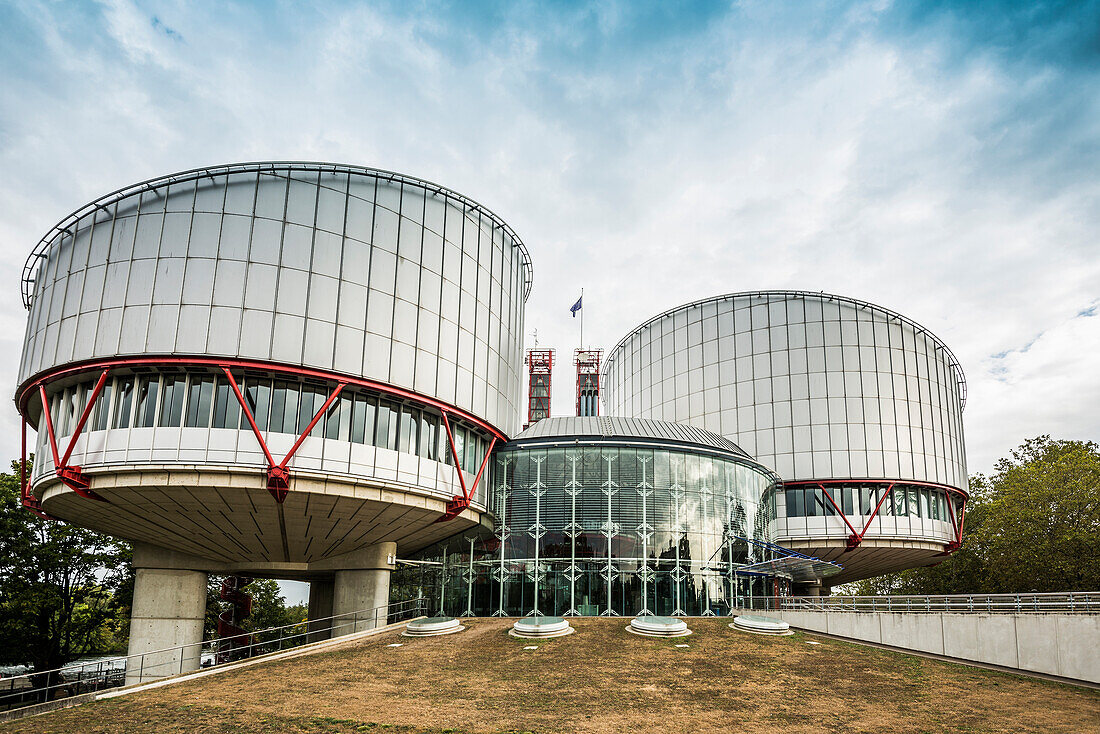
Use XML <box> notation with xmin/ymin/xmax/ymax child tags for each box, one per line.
<box><xmin>570</xmin><ymin>296</ymin><xmax>582</xmax><ymax>317</ymax></box>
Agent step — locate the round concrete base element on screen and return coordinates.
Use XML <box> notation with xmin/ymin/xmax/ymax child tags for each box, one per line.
<box><xmin>627</xmin><ymin>616</ymin><xmax>692</xmax><ymax>638</ymax></box>
<box><xmin>731</xmin><ymin>615</ymin><xmax>794</xmax><ymax>636</ymax></box>
<box><xmin>402</xmin><ymin>617</ymin><xmax>465</xmax><ymax>637</ymax></box>
<box><xmin>509</xmin><ymin>617</ymin><xmax>574</xmax><ymax>639</ymax></box>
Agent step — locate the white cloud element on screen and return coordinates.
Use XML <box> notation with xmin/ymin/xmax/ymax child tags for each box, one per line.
<box><xmin>0</xmin><ymin>0</ymin><xmax>1096</xmax><ymax>477</ymax></box>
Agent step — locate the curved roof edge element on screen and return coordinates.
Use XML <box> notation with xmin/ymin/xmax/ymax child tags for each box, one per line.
<box><xmin>603</xmin><ymin>290</ymin><xmax>967</xmax><ymax>409</ymax></box>
<box><xmin>507</xmin><ymin>416</ymin><xmax>766</xmax><ymax>465</ymax></box>
<box><xmin>21</xmin><ymin>161</ymin><xmax>534</xmax><ymax>309</ymax></box>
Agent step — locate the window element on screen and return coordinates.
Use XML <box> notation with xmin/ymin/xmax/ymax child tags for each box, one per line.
<box><xmin>375</xmin><ymin>400</ymin><xmax>398</xmax><ymax>450</ymax></box>
<box><xmin>59</xmin><ymin>387</ymin><xmax>81</xmax><ymax>436</ymax></box>
<box><xmin>270</xmin><ymin>380</ymin><xmax>299</xmax><ymax>434</ymax></box>
<box><xmin>325</xmin><ymin>395</ymin><xmax>351</xmax><ymax>441</ymax></box>
<box><xmin>212</xmin><ymin>377</ymin><xmax>242</xmax><ymax>429</ymax></box>
<box><xmin>298</xmin><ymin>385</ymin><xmax>326</xmax><ymax>435</ymax></box>
<box><xmin>892</xmin><ymin>487</ymin><xmax>906</xmax><ymax>516</ymax></box>
<box><xmin>350</xmin><ymin>394</ymin><xmax>372</xmax><ymax>444</ymax></box>
<box><xmin>91</xmin><ymin>381</ymin><xmax>112</xmax><ymax>432</ymax></box>
<box><xmin>244</xmin><ymin>378</ymin><xmax>271</xmax><ymax>431</ymax></box>
<box><xmin>136</xmin><ymin>377</ymin><xmax>159</xmax><ymax>427</ymax></box>
<box><xmin>785</xmin><ymin>487</ymin><xmax>804</xmax><ymax>517</ymax></box>
<box><xmin>841</xmin><ymin>486</ymin><xmax>855</xmax><ymax>515</ymax></box>
<box><xmin>159</xmin><ymin>377</ymin><xmax>186</xmax><ymax>427</ymax></box>
<box><xmin>112</xmin><ymin>378</ymin><xmax>134</xmax><ymax>429</ymax></box>
<box><xmin>184</xmin><ymin>377</ymin><xmax>214</xmax><ymax>427</ymax></box>
<box><xmin>419</xmin><ymin>412</ymin><xmax>437</xmax><ymax>460</ymax></box>
<box><xmin>398</xmin><ymin>406</ymin><xmax>417</xmax><ymax>454</ymax></box>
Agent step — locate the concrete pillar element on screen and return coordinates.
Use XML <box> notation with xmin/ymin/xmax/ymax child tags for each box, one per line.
<box><xmin>306</xmin><ymin>576</ymin><xmax>335</xmax><ymax>642</ymax></box>
<box><xmin>331</xmin><ymin>542</ymin><xmax>396</xmax><ymax>635</ymax></box>
<box><xmin>125</xmin><ymin>544</ymin><xmax>209</xmax><ymax>684</ymax></box>
<box><xmin>793</xmin><ymin>582</ymin><xmax>824</xmax><ymax>597</ymax></box>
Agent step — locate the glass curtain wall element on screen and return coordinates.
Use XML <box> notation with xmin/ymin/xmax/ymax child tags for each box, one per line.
<box><xmin>402</xmin><ymin>443</ymin><xmax>780</xmax><ymax>617</ymax></box>
<box><xmin>36</xmin><ymin>370</ymin><xmax>492</xmax><ymax>476</ymax></box>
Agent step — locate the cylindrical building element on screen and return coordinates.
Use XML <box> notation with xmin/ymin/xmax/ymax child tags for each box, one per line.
<box><xmin>398</xmin><ymin>416</ymin><xmax>839</xmax><ymax>618</ymax></box>
<box><xmin>603</xmin><ymin>291</ymin><xmax>968</xmax><ymax>586</ymax></box>
<box><xmin>15</xmin><ymin>162</ymin><xmax>532</xmax><ymax>675</ymax></box>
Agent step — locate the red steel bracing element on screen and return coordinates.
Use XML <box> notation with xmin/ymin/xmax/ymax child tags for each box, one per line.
<box><xmin>17</xmin><ymin>356</ymin><xmax>507</xmax><ymax>442</ymax></box>
<box><xmin>19</xmin><ymin>416</ymin><xmax>51</xmax><ymax>520</ymax></box>
<box><xmin>19</xmin><ymin>356</ymin><xmax>508</xmax><ymax>516</ymax></box>
<box><xmin>36</xmin><ymin>370</ymin><xmax>110</xmax><ymax>502</ymax></box>
<box><xmin>943</xmin><ymin>491</ymin><xmax>967</xmax><ymax>553</ymax></box>
<box><xmin>786</xmin><ymin>479</ymin><xmax>965</xmax><ymax>553</ymax></box>
<box><xmin>436</xmin><ymin>412</ymin><xmax>498</xmax><ymax>522</ymax></box>
<box><xmin>221</xmin><ymin>368</ymin><xmax>345</xmax><ymax>503</ymax></box>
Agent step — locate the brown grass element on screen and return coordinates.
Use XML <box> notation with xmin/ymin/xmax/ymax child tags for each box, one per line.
<box><xmin>6</xmin><ymin>618</ymin><xmax>1100</xmax><ymax>734</ymax></box>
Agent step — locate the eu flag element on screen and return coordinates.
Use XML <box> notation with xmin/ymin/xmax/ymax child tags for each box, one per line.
<box><xmin>570</xmin><ymin>296</ymin><xmax>582</xmax><ymax>317</ymax></box>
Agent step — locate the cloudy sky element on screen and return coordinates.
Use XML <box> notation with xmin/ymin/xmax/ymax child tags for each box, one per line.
<box><xmin>1</xmin><ymin>0</ymin><xmax>1097</xmax><ymax>481</ymax></box>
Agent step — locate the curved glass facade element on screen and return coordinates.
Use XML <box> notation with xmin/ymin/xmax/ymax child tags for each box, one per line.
<box><xmin>400</xmin><ymin>439</ymin><xmax>783</xmax><ymax>617</ymax></box>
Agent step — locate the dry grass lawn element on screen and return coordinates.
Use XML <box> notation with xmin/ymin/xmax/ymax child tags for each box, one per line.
<box><xmin>6</xmin><ymin>617</ymin><xmax>1099</xmax><ymax>734</ymax></box>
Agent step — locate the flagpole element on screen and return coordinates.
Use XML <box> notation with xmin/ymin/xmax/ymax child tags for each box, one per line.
<box><xmin>580</xmin><ymin>287</ymin><xmax>584</xmax><ymax>350</ymax></box>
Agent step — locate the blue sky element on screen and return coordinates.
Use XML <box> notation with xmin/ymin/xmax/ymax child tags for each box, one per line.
<box><xmin>1</xmin><ymin>0</ymin><xmax>1097</xmax><ymax>475</ymax></box>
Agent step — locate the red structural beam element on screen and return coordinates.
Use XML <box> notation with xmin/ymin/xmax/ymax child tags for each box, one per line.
<box><xmin>784</xmin><ymin>479</ymin><xmax>966</xmax><ymax>553</ymax></box>
<box><xmin>436</xmin><ymin>412</ymin><xmax>498</xmax><ymax>522</ymax></box>
<box><xmin>17</xmin><ymin>356</ymin><xmax>507</xmax><ymax>442</ymax></box>
<box><xmin>35</xmin><ymin>372</ymin><xmax>110</xmax><ymax>503</ymax></box>
<box><xmin>220</xmin><ymin>369</ymin><xmax>350</xmax><ymax>503</ymax></box>
<box><xmin>18</xmin><ymin>356</ymin><xmax>497</xmax><ymax>516</ymax></box>
<box><xmin>19</xmin><ymin>416</ymin><xmax>53</xmax><ymax>520</ymax></box>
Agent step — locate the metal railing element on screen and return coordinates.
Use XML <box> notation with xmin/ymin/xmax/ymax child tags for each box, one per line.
<box><xmin>0</xmin><ymin>596</ymin><xmax>426</xmax><ymax>713</ymax></box>
<box><xmin>741</xmin><ymin>592</ymin><xmax>1100</xmax><ymax>614</ymax></box>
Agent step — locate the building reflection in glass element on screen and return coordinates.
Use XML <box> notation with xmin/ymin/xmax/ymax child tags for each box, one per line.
<box><xmin>398</xmin><ymin>437</ymin><xmax>785</xmax><ymax>617</ymax></box>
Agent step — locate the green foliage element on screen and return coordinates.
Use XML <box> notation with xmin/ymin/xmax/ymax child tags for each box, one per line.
<box><xmin>245</xmin><ymin>579</ymin><xmax>306</xmax><ymax>634</ymax></box>
<box><xmin>0</xmin><ymin>458</ymin><xmax>132</xmax><ymax>677</ymax></box>
<box><xmin>853</xmin><ymin>436</ymin><xmax>1100</xmax><ymax>595</ymax></box>
<box><xmin>205</xmin><ymin>576</ymin><xmax>308</xmax><ymax>641</ymax></box>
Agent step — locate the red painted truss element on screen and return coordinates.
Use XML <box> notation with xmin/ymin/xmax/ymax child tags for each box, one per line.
<box><xmin>17</xmin><ymin>356</ymin><xmax>507</xmax><ymax>520</ymax></box>
<box><xmin>782</xmin><ymin>479</ymin><xmax>968</xmax><ymax>554</ymax></box>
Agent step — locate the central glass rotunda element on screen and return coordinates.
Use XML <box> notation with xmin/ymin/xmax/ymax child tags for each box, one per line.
<box><xmin>398</xmin><ymin>417</ymin><xmax>837</xmax><ymax>617</ymax></box>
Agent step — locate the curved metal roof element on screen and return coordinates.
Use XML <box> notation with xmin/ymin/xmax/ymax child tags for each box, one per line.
<box><xmin>21</xmin><ymin>161</ymin><xmax>534</xmax><ymax>309</ymax></box>
<box><xmin>603</xmin><ymin>290</ymin><xmax>967</xmax><ymax>409</ymax></box>
<box><xmin>508</xmin><ymin>416</ymin><xmax>754</xmax><ymax>460</ymax></box>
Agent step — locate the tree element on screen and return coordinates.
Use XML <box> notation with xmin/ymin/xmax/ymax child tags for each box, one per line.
<box><xmin>0</xmin><ymin>458</ymin><xmax>132</xmax><ymax>692</ymax></box>
<box><xmin>853</xmin><ymin>437</ymin><xmax>1100</xmax><ymax>595</ymax></box>
<box><xmin>245</xmin><ymin>579</ymin><xmax>306</xmax><ymax>638</ymax></box>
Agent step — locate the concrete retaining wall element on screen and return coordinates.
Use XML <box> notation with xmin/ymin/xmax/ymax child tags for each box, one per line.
<box><xmin>776</xmin><ymin>610</ymin><xmax>1099</xmax><ymax>685</ymax></box>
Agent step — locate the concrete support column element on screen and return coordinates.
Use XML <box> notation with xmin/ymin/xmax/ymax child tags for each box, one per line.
<box><xmin>307</xmin><ymin>576</ymin><xmax>335</xmax><ymax>642</ymax></box>
<box><xmin>793</xmin><ymin>582</ymin><xmax>824</xmax><ymax>597</ymax></box>
<box><xmin>331</xmin><ymin>542</ymin><xmax>397</xmax><ymax>635</ymax></box>
<box><xmin>125</xmin><ymin>544</ymin><xmax>209</xmax><ymax>684</ymax></box>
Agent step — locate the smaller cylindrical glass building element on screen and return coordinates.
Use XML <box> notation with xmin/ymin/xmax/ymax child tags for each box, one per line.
<box><xmin>398</xmin><ymin>417</ymin><xmax>789</xmax><ymax>618</ymax></box>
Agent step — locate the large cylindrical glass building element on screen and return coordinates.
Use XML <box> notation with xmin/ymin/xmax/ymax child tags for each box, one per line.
<box><xmin>15</xmin><ymin>162</ymin><xmax>532</xmax><ymax>677</ymax></box>
<box><xmin>603</xmin><ymin>291</ymin><xmax>968</xmax><ymax>586</ymax></box>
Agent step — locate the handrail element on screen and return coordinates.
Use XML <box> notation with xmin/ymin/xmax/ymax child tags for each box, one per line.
<box><xmin>0</xmin><ymin>596</ymin><xmax>426</xmax><ymax>712</ymax></box>
<box><xmin>735</xmin><ymin>592</ymin><xmax>1100</xmax><ymax>615</ymax></box>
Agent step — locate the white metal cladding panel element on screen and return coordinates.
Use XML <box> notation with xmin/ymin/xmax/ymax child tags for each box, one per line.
<box><xmin>19</xmin><ymin>169</ymin><xmax>526</xmax><ymax>435</ymax></box>
<box><xmin>603</xmin><ymin>293</ymin><xmax>967</xmax><ymax>489</ymax></box>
